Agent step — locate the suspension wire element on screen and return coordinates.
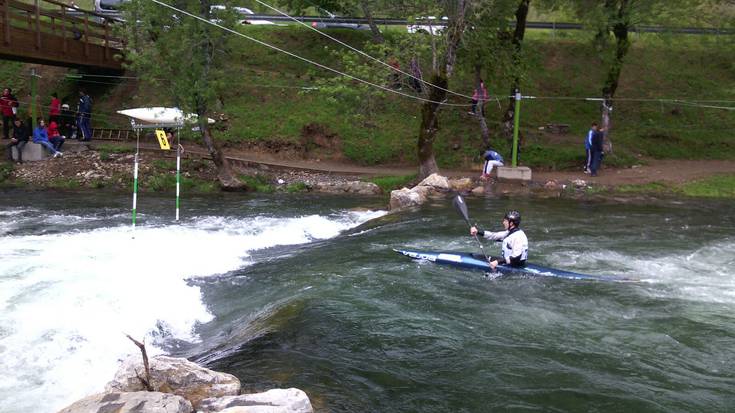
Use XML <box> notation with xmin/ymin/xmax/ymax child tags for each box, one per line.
<box><xmin>251</xmin><ymin>0</ymin><xmax>475</xmax><ymax>101</ymax></box>
<box><xmin>148</xmin><ymin>0</ymin><xmax>472</xmax><ymax>107</ymax></box>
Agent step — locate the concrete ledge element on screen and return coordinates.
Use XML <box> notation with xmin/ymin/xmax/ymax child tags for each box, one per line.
<box><xmin>12</xmin><ymin>142</ymin><xmax>50</xmax><ymax>162</ymax></box>
<box><xmin>497</xmin><ymin>166</ymin><xmax>532</xmax><ymax>182</ymax></box>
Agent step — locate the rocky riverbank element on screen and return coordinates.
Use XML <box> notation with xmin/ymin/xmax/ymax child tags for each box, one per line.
<box><xmin>58</xmin><ymin>355</ymin><xmax>313</xmax><ymax>413</ymax></box>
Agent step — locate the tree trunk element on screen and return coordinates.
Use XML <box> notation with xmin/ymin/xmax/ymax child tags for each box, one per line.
<box><xmin>417</xmin><ymin>75</ymin><xmax>445</xmax><ymax>179</ymax></box>
<box><xmin>600</xmin><ymin>0</ymin><xmax>631</xmax><ymax>154</ymax></box>
<box><xmin>416</xmin><ymin>0</ymin><xmax>468</xmax><ymax>180</ymax></box>
<box><xmin>501</xmin><ymin>0</ymin><xmax>530</xmax><ymax>156</ymax></box>
<box><xmin>474</xmin><ymin>64</ymin><xmax>490</xmax><ymax>148</ymax></box>
<box><xmin>360</xmin><ymin>1</ymin><xmax>384</xmax><ymax>44</ymax></box>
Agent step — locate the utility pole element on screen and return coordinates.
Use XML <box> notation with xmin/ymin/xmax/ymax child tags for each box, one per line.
<box><xmin>30</xmin><ymin>68</ymin><xmax>41</xmax><ymax>128</ymax></box>
<box><xmin>511</xmin><ymin>89</ymin><xmax>521</xmax><ymax>167</ymax></box>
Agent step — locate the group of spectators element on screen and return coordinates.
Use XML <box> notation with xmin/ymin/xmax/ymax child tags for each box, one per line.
<box><xmin>3</xmin><ymin>89</ymin><xmax>93</xmax><ymax>163</ymax></box>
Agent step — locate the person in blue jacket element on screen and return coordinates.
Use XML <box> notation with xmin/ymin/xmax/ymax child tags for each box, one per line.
<box><xmin>33</xmin><ymin>119</ymin><xmax>62</xmax><ymax>158</ymax></box>
<box><xmin>589</xmin><ymin>126</ymin><xmax>605</xmax><ymax>176</ymax></box>
<box><xmin>584</xmin><ymin>122</ymin><xmax>597</xmax><ymax>174</ymax></box>
<box><xmin>481</xmin><ymin>148</ymin><xmax>504</xmax><ymax>179</ymax></box>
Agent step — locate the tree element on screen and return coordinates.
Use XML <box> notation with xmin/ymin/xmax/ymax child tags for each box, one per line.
<box><xmin>499</xmin><ymin>0</ymin><xmax>530</xmax><ymax>159</ymax></box>
<box><xmin>416</xmin><ymin>0</ymin><xmax>470</xmax><ymax>179</ymax></box>
<box><xmin>120</xmin><ymin>0</ymin><xmax>246</xmax><ymax>190</ymax></box>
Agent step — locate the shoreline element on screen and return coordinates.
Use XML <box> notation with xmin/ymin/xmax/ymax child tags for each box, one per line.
<box><xmin>3</xmin><ymin>141</ymin><xmax>735</xmax><ymax>199</ymax></box>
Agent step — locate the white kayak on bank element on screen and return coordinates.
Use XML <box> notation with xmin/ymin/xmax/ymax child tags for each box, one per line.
<box><xmin>117</xmin><ymin>107</ymin><xmax>215</xmax><ymax>127</ymax></box>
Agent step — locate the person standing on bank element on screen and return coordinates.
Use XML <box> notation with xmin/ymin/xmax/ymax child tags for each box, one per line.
<box><xmin>1</xmin><ymin>88</ymin><xmax>19</xmax><ymax>139</ymax></box>
<box><xmin>77</xmin><ymin>90</ymin><xmax>92</xmax><ymax>141</ymax></box>
<box><xmin>589</xmin><ymin>126</ymin><xmax>604</xmax><ymax>177</ymax></box>
<box><xmin>470</xmin><ymin>210</ymin><xmax>528</xmax><ymax>270</ymax></box>
<box><xmin>584</xmin><ymin>122</ymin><xmax>597</xmax><ymax>174</ymax></box>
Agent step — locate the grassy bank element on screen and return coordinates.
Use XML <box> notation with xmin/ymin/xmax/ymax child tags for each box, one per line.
<box><xmin>8</xmin><ymin>25</ymin><xmax>734</xmax><ymax>171</ymax></box>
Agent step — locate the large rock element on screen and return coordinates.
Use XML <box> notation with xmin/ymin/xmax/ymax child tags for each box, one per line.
<box><xmin>106</xmin><ymin>356</ymin><xmax>240</xmax><ymax>409</ymax></box>
<box><xmin>389</xmin><ymin>187</ymin><xmax>426</xmax><ymax>210</ymax></box>
<box><xmin>58</xmin><ymin>391</ymin><xmax>192</xmax><ymax>413</ymax></box>
<box><xmin>198</xmin><ymin>388</ymin><xmax>313</xmax><ymax>413</ymax></box>
<box><xmin>448</xmin><ymin>177</ymin><xmax>474</xmax><ymax>192</ymax></box>
<box><xmin>415</xmin><ymin>173</ymin><xmax>450</xmax><ymax>190</ymax></box>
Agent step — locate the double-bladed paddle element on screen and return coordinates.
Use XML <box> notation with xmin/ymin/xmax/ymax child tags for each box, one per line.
<box><xmin>452</xmin><ymin>195</ymin><xmax>490</xmax><ymax>262</ymax></box>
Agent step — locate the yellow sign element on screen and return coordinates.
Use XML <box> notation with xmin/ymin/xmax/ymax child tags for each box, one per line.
<box><xmin>155</xmin><ymin>129</ymin><xmax>171</xmax><ymax>150</ymax></box>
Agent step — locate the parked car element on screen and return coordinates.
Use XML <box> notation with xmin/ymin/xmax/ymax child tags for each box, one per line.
<box><xmin>406</xmin><ymin>16</ymin><xmax>447</xmax><ymax>35</ymax></box>
<box><xmin>311</xmin><ymin>8</ymin><xmax>369</xmax><ymax>30</ymax></box>
<box><xmin>94</xmin><ymin>0</ymin><xmax>126</xmax><ymax>13</ymax></box>
<box><xmin>210</xmin><ymin>5</ymin><xmax>275</xmax><ymax>25</ymax></box>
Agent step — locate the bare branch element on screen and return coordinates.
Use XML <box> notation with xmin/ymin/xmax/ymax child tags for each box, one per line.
<box><xmin>126</xmin><ymin>334</ymin><xmax>153</xmax><ymax>391</ymax></box>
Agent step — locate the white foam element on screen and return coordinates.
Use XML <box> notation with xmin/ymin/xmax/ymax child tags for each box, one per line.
<box><xmin>0</xmin><ymin>209</ymin><xmax>385</xmax><ymax>413</ymax></box>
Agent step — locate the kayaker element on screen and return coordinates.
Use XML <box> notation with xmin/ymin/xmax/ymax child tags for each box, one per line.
<box><xmin>470</xmin><ymin>210</ymin><xmax>528</xmax><ymax>269</ymax></box>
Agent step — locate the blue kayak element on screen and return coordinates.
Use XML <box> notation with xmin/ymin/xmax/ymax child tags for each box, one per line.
<box><xmin>395</xmin><ymin>249</ymin><xmax>634</xmax><ymax>282</ymax></box>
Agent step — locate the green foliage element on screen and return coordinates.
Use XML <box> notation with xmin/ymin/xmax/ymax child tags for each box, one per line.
<box><xmin>0</xmin><ymin>163</ymin><xmax>13</xmax><ymax>183</ymax></box>
<box><xmin>616</xmin><ymin>182</ymin><xmax>670</xmax><ymax>193</ymax></box>
<box><xmin>48</xmin><ymin>178</ymin><xmax>80</xmax><ymax>189</ymax></box>
<box><xmin>151</xmin><ymin>159</ymin><xmax>176</xmax><ymax>170</ymax></box>
<box><xmin>239</xmin><ymin>174</ymin><xmax>274</xmax><ymax>192</ymax></box>
<box><xmin>679</xmin><ymin>175</ymin><xmax>735</xmax><ymax>198</ymax></box>
<box><xmin>365</xmin><ymin>174</ymin><xmax>417</xmax><ymax>192</ymax></box>
<box><xmin>97</xmin><ymin>144</ymin><xmax>135</xmax><ymax>162</ymax></box>
<box><xmin>285</xmin><ymin>182</ymin><xmax>309</xmax><ymax>192</ymax></box>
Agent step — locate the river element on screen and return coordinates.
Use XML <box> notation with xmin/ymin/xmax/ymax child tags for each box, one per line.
<box><xmin>1</xmin><ymin>189</ymin><xmax>733</xmax><ymax>412</ymax></box>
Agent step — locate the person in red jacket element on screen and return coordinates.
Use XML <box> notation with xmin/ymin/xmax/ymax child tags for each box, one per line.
<box><xmin>49</xmin><ymin>93</ymin><xmax>61</xmax><ymax>125</ymax></box>
<box><xmin>1</xmin><ymin>87</ymin><xmax>19</xmax><ymax>139</ymax></box>
<box><xmin>48</xmin><ymin>120</ymin><xmax>65</xmax><ymax>151</ymax></box>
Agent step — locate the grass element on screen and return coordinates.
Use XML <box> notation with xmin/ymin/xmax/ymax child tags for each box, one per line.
<box><xmin>365</xmin><ymin>174</ymin><xmax>417</xmax><ymax>192</ymax></box>
<box><xmin>679</xmin><ymin>175</ymin><xmax>735</xmax><ymax>198</ymax></box>
<box><xmin>286</xmin><ymin>182</ymin><xmax>309</xmax><ymax>192</ymax></box>
<box><xmin>0</xmin><ymin>163</ymin><xmax>13</xmax><ymax>183</ymax></box>
<box><xmin>6</xmin><ymin>24</ymin><xmax>730</xmax><ymax>172</ymax></box>
<box><xmin>239</xmin><ymin>174</ymin><xmax>275</xmax><ymax>192</ymax></box>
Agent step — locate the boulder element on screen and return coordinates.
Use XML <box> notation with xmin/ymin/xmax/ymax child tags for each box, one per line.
<box><xmin>198</xmin><ymin>388</ymin><xmax>313</xmax><ymax>413</ymax></box>
<box><xmin>58</xmin><ymin>391</ymin><xmax>192</xmax><ymax>413</ymax></box>
<box><xmin>544</xmin><ymin>180</ymin><xmax>559</xmax><ymax>190</ymax></box>
<box><xmin>470</xmin><ymin>186</ymin><xmax>485</xmax><ymax>196</ymax></box>
<box><xmin>415</xmin><ymin>173</ymin><xmax>450</xmax><ymax>191</ymax></box>
<box><xmin>448</xmin><ymin>178</ymin><xmax>474</xmax><ymax>192</ymax></box>
<box><xmin>106</xmin><ymin>356</ymin><xmax>240</xmax><ymax>409</ymax></box>
<box><xmin>389</xmin><ymin>187</ymin><xmax>426</xmax><ymax>210</ymax></box>
<box><xmin>572</xmin><ymin>179</ymin><xmax>587</xmax><ymax>188</ymax></box>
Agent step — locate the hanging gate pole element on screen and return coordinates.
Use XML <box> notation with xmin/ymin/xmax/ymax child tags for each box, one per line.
<box><xmin>131</xmin><ymin>127</ymin><xmax>140</xmax><ymax>231</ymax></box>
<box><xmin>175</xmin><ymin>127</ymin><xmax>181</xmax><ymax>221</ymax></box>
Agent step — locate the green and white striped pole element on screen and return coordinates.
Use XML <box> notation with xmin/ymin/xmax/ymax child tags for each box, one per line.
<box><xmin>132</xmin><ymin>129</ymin><xmax>140</xmax><ymax>231</ymax></box>
<box><xmin>175</xmin><ymin>128</ymin><xmax>181</xmax><ymax>221</ymax></box>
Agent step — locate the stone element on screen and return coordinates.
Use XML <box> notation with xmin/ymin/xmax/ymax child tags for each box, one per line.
<box><xmin>12</xmin><ymin>142</ymin><xmax>50</xmax><ymax>162</ymax></box>
<box><xmin>496</xmin><ymin>166</ymin><xmax>532</xmax><ymax>182</ymax></box>
<box><xmin>389</xmin><ymin>187</ymin><xmax>426</xmax><ymax>210</ymax></box>
<box><xmin>415</xmin><ymin>173</ymin><xmax>450</xmax><ymax>190</ymax></box>
<box><xmin>313</xmin><ymin>181</ymin><xmax>381</xmax><ymax>195</ymax></box>
<box><xmin>572</xmin><ymin>179</ymin><xmax>587</xmax><ymax>188</ymax></box>
<box><xmin>544</xmin><ymin>180</ymin><xmax>559</xmax><ymax>189</ymax></box>
<box><xmin>57</xmin><ymin>391</ymin><xmax>192</xmax><ymax>413</ymax></box>
<box><xmin>470</xmin><ymin>186</ymin><xmax>485</xmax><ymax>195</ymax></box>
<box><xmin>198</xmin><ymin>388</ymin><xmax>313</xmax><ymax>413</ymax></box>
<box><xmin>448</xmin><ymin>178</ymin><xmax>474</xmax><ymax>192</ymax></box>
<box><xmin>106</xmin><ymin>355</ymin><xmax>240</xmax><ymax>409</ymax></box>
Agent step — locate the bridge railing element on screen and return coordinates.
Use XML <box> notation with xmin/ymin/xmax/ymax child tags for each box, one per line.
<box><xmin>1</xmin><ymin>0</ymin><xmax>123</xmax><ymax>61</ymax></box>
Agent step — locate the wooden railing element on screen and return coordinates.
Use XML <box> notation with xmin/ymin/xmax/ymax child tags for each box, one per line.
<box><xmin>0</xmin><ymin>0</ymin><xmax>124</xmax><ymax>69</ymax></box>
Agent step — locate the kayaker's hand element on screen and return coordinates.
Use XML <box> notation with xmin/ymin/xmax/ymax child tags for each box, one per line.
<box><xmin>470</xmin><ymin>226</ymin><xmax>478</xmax><ymax>236</ymax></box>
<box><xmin>489</xmin><ymin>259</ymin><xmax>498</xmax><ymax>270</ymax></box>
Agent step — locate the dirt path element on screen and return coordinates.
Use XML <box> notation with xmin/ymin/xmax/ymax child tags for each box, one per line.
<box><xmin>224</xmin><ymin>148</ymin><xmax>735</xmax><ymax>186</ymax></box>
<box><xmin>101</xmin><ymin>141</ymin><xmax>735</xmax><ymax>187</ymax></box>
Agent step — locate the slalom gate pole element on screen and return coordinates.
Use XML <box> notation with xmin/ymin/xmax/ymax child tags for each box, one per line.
<box><xmin>175</xmin><ymin>127</ymin><xmax>181</xmax><ymax>221</ymax></box>
<box><xmin>132</xmin><ymin>129</ymin><xmax>140</xmax><ymax>232</ymax></box>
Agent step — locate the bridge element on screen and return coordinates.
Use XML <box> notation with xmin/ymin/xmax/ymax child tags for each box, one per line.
<box><xmin>0</xmin><ymin>0</ymin><xmax>123</xmax><ymax>70</ymax></box>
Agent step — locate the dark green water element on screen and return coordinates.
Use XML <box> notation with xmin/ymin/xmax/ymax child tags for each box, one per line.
<box><xmin>1</xmin><ymin>190</ymin><xmax>733</xmax><ymax>412</ymax></box>
<box><xmin>188</xmin><ymin>195</ymin><xmax>735</xmax><ymax>412</ymax></box>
